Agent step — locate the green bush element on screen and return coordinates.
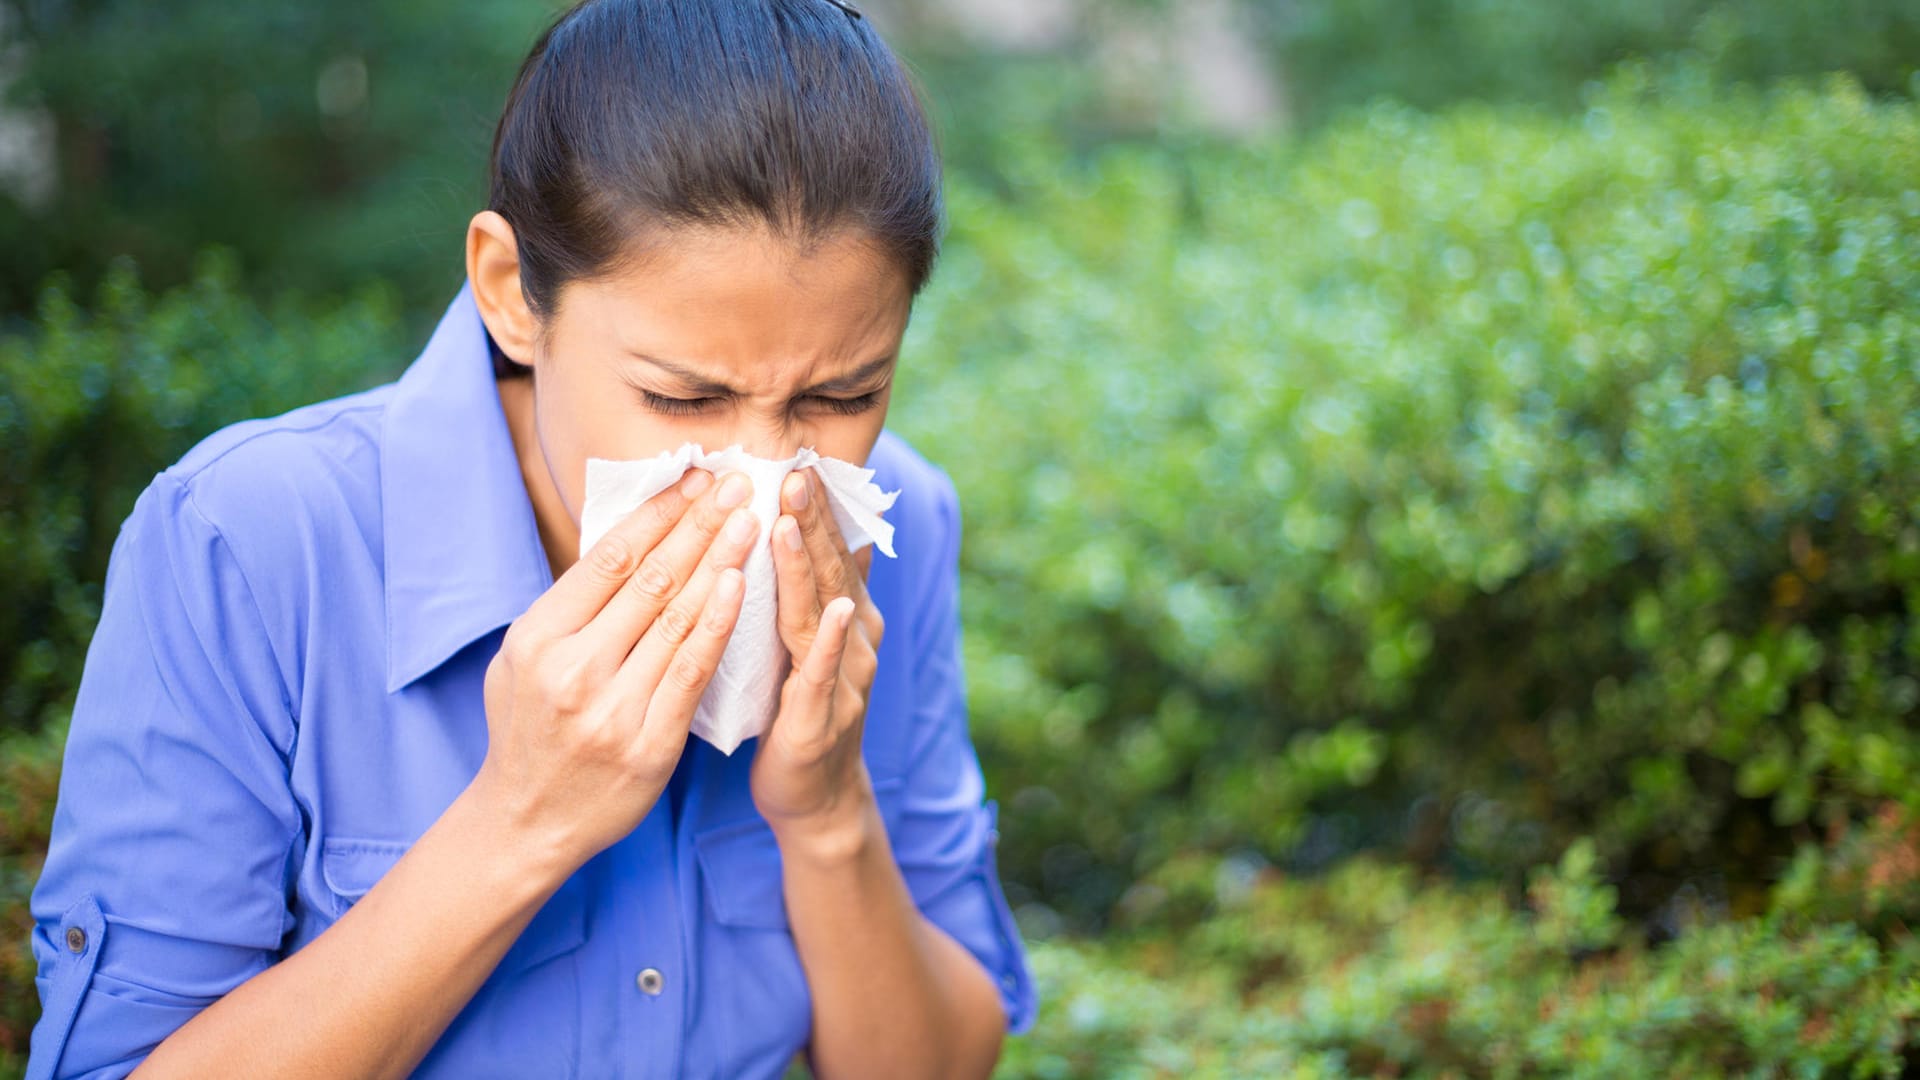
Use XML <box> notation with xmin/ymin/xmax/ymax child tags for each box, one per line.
<box><xmin>996</xmin><ymin>850</ymin><xmax>1919</xmax><ymax>1077</ymax></box>
<box><xmin>0</xmin><ymin>250</ymin><xmax>404</xmax><ymax>737</ymax></box>
<box><xmin>1259</xmin><ymin>0</ymin><xmax>1920</xmax><ymax>130</ymax></box>
<box><xmin>891</xmin><ymin>69</ymin><xmax>1920</xmax><ymax>926</ymax></box>
<box><xmin>7</xmin><ymin>0</ymin><xmax>1917</xmax><ymax>332</ymax></box>
<box><xmin>0</xmin><ymin>0</ymin><xmax>536</xmax><ymax>329</ymax></box>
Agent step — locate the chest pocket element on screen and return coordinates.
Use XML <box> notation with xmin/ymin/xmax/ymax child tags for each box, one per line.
<box><xmin>319</xmin><ymin>837</ymin><xmax>589</xmax><ymax>975</ymax></box>
<box><xmin>693</xmin><ymin>818</ymin><xmax>788</xmax><ymax>930</ymax></box>
<box><xmin>692</xmin><ymin>818</ymin><xmax>814</xmax><ymax>1076</ymax></box>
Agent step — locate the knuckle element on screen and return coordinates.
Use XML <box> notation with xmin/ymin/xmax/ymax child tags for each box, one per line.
<box><xmin>499</xmin><ymin>621</ymin><xmax>537</xmax><ymax>664</ymax></box>
<box><xmin>666</xmin><ymin>655</ymin><xmax>709</xmax><ymax>695</ymax></box>
<box><xmin>577</xmin><ymin>715</ymin><xmax>621</xmax><ymax>757</ymax></box>
<box><xmin>695</xmin><ymin>499</ymin><xmax>737</xmax><ymax>538</ymax></box>
<box><xmin>703</xmin><ymin>600</ymin><xmax>738</xmax><ymax>635</ymax></box>
<box><xmin>654</xmin><ymin>602</ymin><xmax>698</xmax><ymax>645</ymax></box>
<box><xmin>543</xmin><ymin>657</ymin><xmax>595</xmax><ymax>711</ymax></box>
<box><xmin>804</xmin><ymin>664</ymin><xmax>839</xmax><ymax>695</ymax></box>
<box><xmin>626</xmin><ymin>556</ymin><xmax>677</xmax><ymax>602</ymax></box>
<box><xmin>588</xmin><ymin>534</ymin><xmax>640</xmax><ymax>581</ymax></box>
<box><xmin>777</xmin><ymin>600</ymin><xmax>815</xmax><ymax>632</ymax></box>
<box><xmin>641</xmin><ymin>494</ymin><xmax>682</xmax><ymax>534</ymax></box>
<box><xmin>635</xmin><ymin>733</ymin><xmax>682</xmax><ymax>777</ymax></box>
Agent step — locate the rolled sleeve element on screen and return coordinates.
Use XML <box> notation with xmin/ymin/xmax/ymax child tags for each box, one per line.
<box><xmin>887</xmin><ymin>468</ymin><xmax>1039</xmax><ymax>1036</ymax></box>
<box><xmin>26</xmin><ymin>472</ymin><xmax>301</xmax><ymax>1079</ymax></box>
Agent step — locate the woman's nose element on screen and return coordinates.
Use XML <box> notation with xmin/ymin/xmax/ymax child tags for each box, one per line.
<box><xmin>716</xmin><ymin>414</ymin><xmax>810</xmax><ymax>460</ymax></box>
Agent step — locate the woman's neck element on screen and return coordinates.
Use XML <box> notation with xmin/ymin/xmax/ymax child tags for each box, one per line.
<box><xmin>495</xmin><ymin>373</ymin><xmax>580</xmax><ymax>584</ymax></box>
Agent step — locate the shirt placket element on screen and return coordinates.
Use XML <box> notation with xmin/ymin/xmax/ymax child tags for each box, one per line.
<box><xmin>616</xmin><ymin>784</ymin><xmax>689</xmax><ymax>1078</ymax></box>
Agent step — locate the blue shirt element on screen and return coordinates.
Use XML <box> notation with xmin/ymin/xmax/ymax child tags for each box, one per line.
<box><xmin>26</xmin><ymin>281</ymin><xmax>1038</xmax><ymax>1079</ymax></box>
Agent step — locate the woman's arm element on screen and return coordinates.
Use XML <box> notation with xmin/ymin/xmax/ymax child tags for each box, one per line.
<box><xmin>752</xmin><ymin>466</ymin><xmax>1033</xmax><ymax>1080</ymax></box>
<box><xmin>775</xmin><ymin>788</ymin><xmax>1008</xmax><ymax>1080</ymax></box>
<box><xmin>32</xmin><ymin>465</ymin><xmax>760</xmax><ymax>1080</ymax></box>
<box><xmin>132</xmin><ymin>774</ymin><xmax>572</xmax><ymax>1080</ymax></box>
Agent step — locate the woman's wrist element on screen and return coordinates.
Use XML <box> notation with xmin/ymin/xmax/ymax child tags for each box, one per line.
<box><xmin>765</xmin><ymin>772</ymin><xmax>885</xmax><ymax>868</ymax></box>
<box><xmin>454</xmin><ymin>764</ymin><xmax>591</xmax><ymax>897</ymax></box>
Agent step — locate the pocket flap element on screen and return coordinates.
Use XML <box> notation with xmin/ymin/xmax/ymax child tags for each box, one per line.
<box><xmin>693</xmin><ymin>818</ymin><xmax>789</xmax><ymax>931</ymax></box>
<box><xmin>318</xmin><ymin>837</ymin><xmax>587</xmax><ymax>973</ymax></box>
<box><xmin>321</xmin><ymin>839</ymin><xmax>411</xmax><ymax>905</ymax></box>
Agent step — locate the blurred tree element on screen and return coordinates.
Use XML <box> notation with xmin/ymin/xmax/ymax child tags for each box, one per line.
<box><xmin>0</xmin><ymin>0</ymin><xmax>558</xmax><ymax>336</ymax></box>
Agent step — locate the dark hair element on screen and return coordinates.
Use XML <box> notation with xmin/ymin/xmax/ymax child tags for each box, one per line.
<box><xmin>484</xmin><ymin>0</ymin><xmax>944</xmax><ymax>378</ymax></box>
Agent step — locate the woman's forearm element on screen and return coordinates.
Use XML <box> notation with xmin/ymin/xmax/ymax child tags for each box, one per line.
<box><xmin>774</xmin><ymin>780</ymin><xmax>1008</xmax><ymax>1080</ymax></box>
<box><xmin>132</xmin><ymin>772</ymin><xmax>576</xmax><ymax>1080</ymax></box>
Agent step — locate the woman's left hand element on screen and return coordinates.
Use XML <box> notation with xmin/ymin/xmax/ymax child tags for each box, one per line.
<box><xmin>751</xmin><ymin>467</ymin><xmax>884</xmax><ymax>842</ymax></box>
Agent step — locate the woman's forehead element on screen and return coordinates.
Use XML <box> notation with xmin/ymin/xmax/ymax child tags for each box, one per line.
<box><xmin>556</xmin><ymin>224</ymin><xmax>911</xmax><ymax>388</ymax></box>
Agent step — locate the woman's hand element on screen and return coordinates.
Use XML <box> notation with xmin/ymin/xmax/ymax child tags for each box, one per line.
<box><xmin>752</xmin><ymin>468</ymin><xmax>885</xmax><ymax>842</ymax></box>
<box><xmin>473</xmin><ymin>468</ymin><xmax>759</xmax><ymax>876</ymax></box>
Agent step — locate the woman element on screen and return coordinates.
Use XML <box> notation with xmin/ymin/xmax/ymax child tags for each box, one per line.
<box><xmin>24</xmin><ymin>1</ymin><xmax>1037</xmax><ymax>1077</ymax></box>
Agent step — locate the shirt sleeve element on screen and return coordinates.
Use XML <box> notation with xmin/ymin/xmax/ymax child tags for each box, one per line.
<box><xmin>886</xmin><ymin>467</ymin><xmax>1039</xmax><ymax>1036</ymax></box>
<box><xmin>26</xmin><ymin>471</ymin><xmax>302</xmax><ymax>1080</ymax></box>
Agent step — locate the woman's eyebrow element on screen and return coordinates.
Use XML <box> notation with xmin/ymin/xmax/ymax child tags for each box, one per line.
<box><xmin>808</xmin><ymin>354</ymin><xmax>896</xmax><ymax>394</ymax></box>
<box><xmin>631</xmin><ymin>352</ymin><xmax>896</xmax><ymax>395</ymax></box>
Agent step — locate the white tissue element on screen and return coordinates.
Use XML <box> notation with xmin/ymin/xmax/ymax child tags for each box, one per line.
<box><xmin>578</xmin><ymin>443</ymin><xmax>901</xmax><ymax>756</ymax></box>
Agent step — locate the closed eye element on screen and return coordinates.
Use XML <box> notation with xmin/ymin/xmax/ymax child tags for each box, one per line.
<box><xmin>804</xmin><ymin>390</ymin><xmax>883</xmax><ymax>416</ymax></box>
<box><xmin>638</xmin><ymin>389</ymin><xmax>723</xmax><ymax>416</ymax></box>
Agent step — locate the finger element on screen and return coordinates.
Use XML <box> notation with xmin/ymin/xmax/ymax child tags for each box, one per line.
<box><xmin>522</xmin><ymin>468</ymin><xmax>711</xmax><ymax>636</ymax></box>
<box><xmin>772</xmin><ymin>513</ymin><xmax>822</xmax><ymax>659</ymax></box>
<box><xmin>843</xmin><ymin>614</ymin><xmax>880</xmax><ymax>691</ymax></box>
<box><xmin>788</xmin><ymin>470</ymin><xmax>882</xmax><ymax>644</ymax></box>
<box><xmin>789</xmin><ymin>469</ymin><xmax>865</xmax><ymax>605</ymax></box>
<box><xmin>614</xmin><ymin>500</ymin><xmax>758</xmax><ymax>677</ymax></box>
<box><xmin>577</xmin><ymin>470</ymin><xmax>755</xmax><ymax>659</ymax></box>
<box><xmin>624</xmin><ymin>567</ymin><xmax>746</xmax><ymax>768</ymax></box>
<box><xmin>779</xmin><ymin>595</ymin><xmax>855</xmax><ymax>742</ymax></box>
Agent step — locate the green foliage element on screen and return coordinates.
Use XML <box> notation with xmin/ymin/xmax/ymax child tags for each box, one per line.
<box><xmin>0</xmin><ymin>250</ymin><xmax>405</xmax><ymax>736</ymax></box>
<box><xmin>1262</xmin><ymin>0</ymin><xmax>1920</xmax><ymax>129</ymax></box>
<box><xmin>890</xmin><ymin>70</ymin><xmax>1920</xmax><ymax>926</ymax></box>
<box><xmin>6</xmin><ymin>0</ymin><xmax>1917</xmax><ymax>332</ymax></box>
<box><xmin>1772</xmin><ymin>803</ymin><xmax>1920</xmax><ymax>936</ymax></box>
<box><xmin>999</xmin><ymin>853</ymin><xmax>1919</xmax><ymax>1078</ymax></box>
<box><xmin>0</xmin><ymin>0</ymin><xmax>545</xmax><ymax>328</ymax></box>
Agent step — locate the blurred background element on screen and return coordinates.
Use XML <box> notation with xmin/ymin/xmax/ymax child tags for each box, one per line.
<box><xmin>4</xmin><ymin>0</ymin><xmax>1920</xmax><ymax>1075</ymax></box>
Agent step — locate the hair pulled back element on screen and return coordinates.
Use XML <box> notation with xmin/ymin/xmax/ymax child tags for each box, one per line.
<box><xmin>485</xmin><ymin>0</ymin><xmax>944</xmax><ymax>375</ymax></box>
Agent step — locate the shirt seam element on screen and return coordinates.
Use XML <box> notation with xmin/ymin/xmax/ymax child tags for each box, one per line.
<box><xmin>164</xmin><ymin>473</ymin><xmax>310</xmax><ymax>902</ymax></box>
<box><xmin>171</xmin><ymin>475</ymin><xmax>303</xmax><ymax>730</ymax></box>
<box><xmin>161</xmin><ymin>396</ymin><xmax>387</xmax><ymax>488</ymax></box>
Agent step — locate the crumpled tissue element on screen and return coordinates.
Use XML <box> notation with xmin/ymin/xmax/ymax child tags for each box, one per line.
<box><xmin>577</xmin><ymin>443</ymin><xmax>900</xmax><ymax>755</ymax></box>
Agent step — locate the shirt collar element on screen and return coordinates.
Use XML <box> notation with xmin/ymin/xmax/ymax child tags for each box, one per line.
<box><xmin>380</xmin><ymin>279</ymin><xmax>554</xmax><ymax>693</ymax></box>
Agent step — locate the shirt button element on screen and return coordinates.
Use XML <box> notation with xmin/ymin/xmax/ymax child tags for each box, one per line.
<box><xmin>65</xmin><ymin>927</ymin><xmax>86</xmax><ymax>953</ymax></box>
<box><xmin>636</xmin><ymin>967</ymin><xmax>664</xmax><ymax>995</ymax></box>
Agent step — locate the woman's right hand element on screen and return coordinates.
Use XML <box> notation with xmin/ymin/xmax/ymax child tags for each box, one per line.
<box><xmin>471</xmin><ymin>467</ymin><xmax>758</xmax><ymax>874</ymax></box>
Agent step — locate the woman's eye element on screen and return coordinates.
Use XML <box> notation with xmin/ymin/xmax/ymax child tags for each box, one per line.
<box><xmin>640</xmin><ymin>390</ymin><xmax>720</xmax><ymax>416</ymax></box>
<box><xmin>806</xmin><ymin>391</ymin><xmax>882</xmax><ymax>416</ymax></box>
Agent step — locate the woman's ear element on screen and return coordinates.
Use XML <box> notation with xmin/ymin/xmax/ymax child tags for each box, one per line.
<box><xmin>466</xmin><ymin>210</ymin><xmax>540</xmax><ymax>368</ymax></box>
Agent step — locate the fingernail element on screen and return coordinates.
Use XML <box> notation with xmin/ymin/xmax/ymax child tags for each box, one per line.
<box><xmin>780</xmin><ymin>515</ymin><xmax>804</xmax><ymax>552</ymax></box>
<box><xmin>725</xmin><ymin>508</ymin><xmax>757</xmax><ymax>544</ymax></box>
<box><xmin>784</xmin><ymin>471</ymin><xmax>809</xmax><ymax>510</ymax></box>
<box><xmin>680</xmin><ymin>469</ymin><xmax>712</xmax><ymax>499</ymax></box>
<box><xmin>717</xmin><ymin>472</ymin><xmax>751</xmax><ymax>509</ymax></box>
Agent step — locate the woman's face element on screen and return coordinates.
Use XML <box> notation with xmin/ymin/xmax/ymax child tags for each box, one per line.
<box><xmin>468</xmin><ymin>212</ymin><xmax>912</xmax><ymax>559</ymax></box>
